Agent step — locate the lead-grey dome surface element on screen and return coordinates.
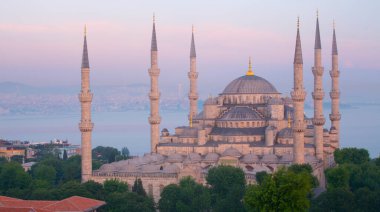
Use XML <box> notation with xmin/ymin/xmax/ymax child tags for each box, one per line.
<box><xmin>222</xmin><ymin>75</ymin><xmax>279</xmax><ymax>94</ymax></box>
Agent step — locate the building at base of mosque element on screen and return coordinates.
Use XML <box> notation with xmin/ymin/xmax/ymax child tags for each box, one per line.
<box><xmin>80</xmin><ymin>15</ymin><xmax>342</xmax><ymax>202</ymax></box>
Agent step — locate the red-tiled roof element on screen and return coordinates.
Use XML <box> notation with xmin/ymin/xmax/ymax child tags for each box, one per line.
<box><xmin>0</xmin><ymin>196</ymin><xmax>105</xmax><ymax>212</ymax></box>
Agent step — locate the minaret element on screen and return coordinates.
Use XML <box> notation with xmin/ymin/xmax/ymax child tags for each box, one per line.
<box><xmin>329</xmin><ymin>22</ymin><xmax>341</xmax><ymax>147</ymax></box>
<box><xmin>79</xmin><ymin>25</ymin><xmax>94</xmax><ymax>182</ymax></box>
<box><xmin>312</xmin><ymin>12</ymin><xmax>326</xmax><ymax>160</ymax></box>
<box><xmin>188</xmin><ymin>25</ymin><xmax>198</xmax><ymax>121</ymax></box>
<box><xmin>148</xmin><ymin>15</ymin><xmax>161</xmax><ymax>153</ymax></box>
<box><xmin>291</xmin><ymin>18</ymin><xmax>306</xmax><ymax>164</ymax></box>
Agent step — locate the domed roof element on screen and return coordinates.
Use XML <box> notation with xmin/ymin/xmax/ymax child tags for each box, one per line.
<box><xmin>219</xmin><ymin>106</ymin><xmax>265</xmax><ymax>121</ymax></box>
<box><xmin>163</xmin><ymin>164</ymin><xmax>180</xmax><ymax>173</ymax></box>
<box><xmin>221</xmin><ymin>147</ymin><xmax>242</xmax><ymax>158</ymax></box>
<box><xmin>167</xmin><ymin>153</ymin><xmax>184</xmax><ymax>163</ymax></box>
<box><xmin>184</xmin><ymin>153</ymin><xmax>202</xmax><ymax>163</ymax></box>
<box><xmin>261</xmin><ymin>154</ymin><xmax>278</xmax><ymax>163</ymax></box>
<box><xmin>241</xmin><ymin>153</ymin><xmax>260</xmax><ymax>163</ymax></box>
<box><xmin>204</xmin><ymin>152</ymin><xmax>220</xmax><ymax>162</ymax></box>
<box><xmin>222</xmin><ymin>75</ymin><xmax>279</xmax><ymax>94</ymax></box>
<box><xmin>99</xmin><ymin>164</ymin><xmax>117</xmax><ymax>172</ymax></box>
<box><xmin>278</xmin><ymin>127</ymin><xmax>293</xmax><ymax>138</ymax></box>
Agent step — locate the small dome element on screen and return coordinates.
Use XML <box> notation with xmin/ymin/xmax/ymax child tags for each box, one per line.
<box><xmin>161</xmin><ymin>128</ymin><xmax>169</xmax><ymax>132</ymax></box>
<box><xmin>141</xmin><ymin>164</ymin><xmax>161</xmax><ymax>173</ymax></box>
<box><xmin>167</xmin><ymin>153</ymin><xmax>184</xmax><ymax>163</ymax></box>
<box><xmin>204</xmin><ymin>152</ymin><xmax>220</xmax><ymax>162</ymax></box>
<box><xmin>278</xmin><ymin>127</ymin><xmax>293</xmax><ymax>138</ymax></box>
<box><xmin>99</xmin><ymin>164</ymin><xmax>117</xmax><ymax>172</ymax></box>
<box><xmin>279</xmin><ymin>154</ymin><xmax>293</xmax><ymax>162</ymax></box>
<box><xmin>184</xmin><ymin>153</ymin><xmax>202</xmax><ymax>163</ymax></box>
<box><xmin>221</xmin><ymin>147</ymin><xmax>242</xmax><ymax>158</ymax></box>
<box><xmin>119</xmin><ymin>164</ymin><xmax>138</xmax><ymax>172</ymax></box>
<box><xmin>241</xmin><ymin>153</ymin><xmax>260</xmax><ymax>163</ymax></box>
<box><xmin>204</xmin><ymin>97</ymin><xmax>218</xmax><ymax>105</ymax></box>
<box><xmin>223</xmin><ymin>75</ymin><xmax>279</xmax><ymax>94</ymax></box>
<box><xmin>163</xmin><ymin>164</ymin><xmax>180</xmax><ymax>173</ymax></box>
<box><xmin>261</xmin><ymin>154</ymin><xmax>278</xmax><ymax>163</ymax></box>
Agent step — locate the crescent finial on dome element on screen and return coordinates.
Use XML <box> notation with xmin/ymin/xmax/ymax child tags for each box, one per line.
<box><xmin>246</xmin><ymin>56</ymin><xmax>254</xmax><ymax>76</ymax></box>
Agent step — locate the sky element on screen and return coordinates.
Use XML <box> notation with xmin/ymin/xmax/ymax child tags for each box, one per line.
<box><xmin>0</xmin><ymin>0</ymin><xmax>379</xmax><ymax>102</ymax></box>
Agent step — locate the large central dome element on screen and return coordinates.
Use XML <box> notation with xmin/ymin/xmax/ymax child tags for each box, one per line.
<box><xmin>222</xmin><ymin>75</ymin><xmax>279</xmax><ymax>94</ymax></box>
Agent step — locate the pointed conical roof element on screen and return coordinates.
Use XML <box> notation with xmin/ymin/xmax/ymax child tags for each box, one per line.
<box><xmin>151</xmin><ymin>21</ymin><xmax>158</xmax><ymax>51</ymax></box>
<box><xmin>332</xmin><ymin>27</ymin><xmax>338</xmax><ymax>55</ymax></box>
<box><xmin>315</xmin><ymin>17</ymin><xmax>322</xmax><ymax>49</ymax></box>
<box><xmin>294</xmin><ymin>18</ymin><xmax>303</xmax><ymax>64</ymax></box>
<box><xmin>81</xmin><ymin>26</ymin><xmax>90</xmax><ymax>68</ymax></box>
<box><xmin>190</xmin><ymin>27</ymin><xmax>196</xmax><ymax>57</ymax></box>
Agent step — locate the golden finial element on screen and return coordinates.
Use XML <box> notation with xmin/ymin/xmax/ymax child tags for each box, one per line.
<box><xmin>246</xmin><ymin>56</ymin><xmax>254</xmax><ymax>76</ymax></box>
<box><xmin>84</xmin><ymin>24</ymin><xmax>87</xmax><ymax>36</ymax></box>
<box><xmin>288</xmin><ymin>115</ymin><xmax>291</xmax><ymax>128</ymax></box>
<box><xmin>189</xmin><ymin>115</ymin><xmax>193</xmax><ymax>128</ymax></box>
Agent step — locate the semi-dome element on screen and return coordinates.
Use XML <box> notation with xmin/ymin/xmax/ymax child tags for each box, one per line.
<box><xmin>241</xmin><ymin>153</ymin><xmax>260</xmax><ymax>163</ymax></box>
<box><xmin>204</xmin><ymin>152</ymin><xmax>220</xmax><ymax>162</ymax></box>
<box><xmin>278</xmin><ymin>127</ymin><xmax>293</xmax><ymax>139</ymax></box>
<box><xmin>167</xmin><ymin>153</ymin><xmax>184</xmax><ymax>163</ymax></box>
<box><xmin>222</xmin><ymin>75</ymin><xmax>279</xmax><ymax>94</ymax></box>
<box><xmin>221</xmin><ymin>147</ymin><xmax>242</xmax><ymax>158</ymax></box>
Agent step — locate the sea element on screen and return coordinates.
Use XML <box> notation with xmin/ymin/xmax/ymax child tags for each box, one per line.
<box><xmin>0</xmin><ymin>104</ymin><xmax>379</xmax><ymax>158</ymax></box>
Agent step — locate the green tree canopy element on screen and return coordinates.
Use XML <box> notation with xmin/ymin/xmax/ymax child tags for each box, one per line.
<box><xmin>104</xmin><ymin>191</ymin><xmax>155</xmax><ymax>212</ymax></box>
<box><xmin>334</xmin><ymin>148</ymin><xmax>370</xmax><ymax>165</ymax></box>
<box><xmin>0</xmin><ymin>162</ymin><xmax>31</xmax><ymax>192</ymax></box>
<box><xmin>158</xmin><ymin>177</ymin><xmax>211</xmax><ymax>212</ymax></box>
<box><xmin>206</xmin><ymin>165</ymin><xmax>246</xmax><ymax>212</ymax></box>
<box><xmin>103</xmin><ymin>179</ymin><xmax>129</xmax><ymax>194</ymax></box>
<box><xmin>310</xmin><ymin>188</ymin><xmax>355</xmax><ymax>212</ymax></box>
<box><xmin>132</xmin><ymin>178</ymin><xmax>147</xmax><ymax>197</ymax></box>
<box><xmin>92</xmin><ymin>146</ymin><xmax>120</xmax><ymax>163</ymax></box>
<box><xmin>31</xmin><ymin>164</ymin><xmax>57</xmax><ymax>185</ymax></box>
<box><xmin>244</xmin><ymin>167</ymin><xmax>313</xmax><ymax>211</ymax></box>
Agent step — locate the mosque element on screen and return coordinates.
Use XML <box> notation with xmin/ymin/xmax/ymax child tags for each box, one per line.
<box><xmin>79</xmin><ymin>15</ymin><xmax>341</xmax><ymax>201</ymax></box>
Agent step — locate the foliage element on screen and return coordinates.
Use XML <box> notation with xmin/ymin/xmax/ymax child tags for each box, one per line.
<box><xmin>103</xmin><ymin>191</ymin><xmax>155</xmax><ymax>212</ymax></box>
<box><xmin>158</xmin><ymin>177</ymin><xmax>211</xmax><ymax>212</ymax></box>
<box><xmin>132</xmin><ymin>178</ymin><xmax>147</xmax><ymax>197</ymax></box>
<box><xmin>11</xmin><ymin>155</ymin><xmax>24</xmax><ymax>163</ymax></box>
<box><xmin>32</xmin><ymin>164</ymin><xmax>56</xmax><ymax>185</ymax></box>
<box><xmin>244</xmin><ymin>167</ymin><xmax>313</xmax><ymax>212</ymax></box>
<box><xmin>206</xmin><ymin>165</ymin><xmax>246</xmax><ymax>212</ymax></box>
<box><xmin>334</xmin><ymin>148</ymin><xmax>370</xmax><ymax>165</ymax></box>
<box><xmin>92</xmin><ymin>146</ymin><xmax>120</xmax><ymax>163</ymax></box>
<box><xmin>63</xmin><ymin>149</ymin><xmax>68</xmax><ymax>160</ymax></box>
<box><xmin>121</xmin><ymin>147</ymin><xmax>130</xmax><ymax>158</ymax></box>
<box><xmin>255</xmin><ymin>171</ymin><xmax>268</xmax><ymax>185</ymax></box>
<box><xmin>310</xmin><ymin>188</ymin><xmax>355</xmax><ymax>212</ymax></box>
<box><xmin>103</xmin><ymin>179</ymin><xmax>129</xmax><ymax>194</ymax></box>
<box><xmin>0</xmin><ymin>162</ymin><xmax>32</xmax><ymax>192</ymax></box>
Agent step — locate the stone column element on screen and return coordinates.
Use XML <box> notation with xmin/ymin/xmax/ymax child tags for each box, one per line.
<box><xmin>291</xmin><ymin>18</ymin><xmax>306</xmax><ymax>164</ymax></box>
<box><xmin>79</xmin><ymin>26</ymin><xmax>94</xmax><ymax>182</ymax></box>
<box><xmin>188</xmin><ymin>27</ymin><xmax>198</xmax><ymax>120</ymax></box>
<box><xmin>312</xmin><ymin>16</ymin><xmax>326</xmax><ymax>160</ymax></box>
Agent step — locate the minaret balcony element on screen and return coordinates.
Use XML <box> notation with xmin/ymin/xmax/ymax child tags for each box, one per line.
<box><xmin>188</xmin><ymin>93</ymin><xmax>199</xmax><ymax>100</ymax></box>
<box><xmin>329</xmin><ymin>113</ymin><xmax>341</xmax><ymax>121</ymax></box>
<box><xmin>188</xmin><ymin>72</ymin><xmax>198</xmax><ymax>79</ymax></box>
<box><xmin>149</xmin><ymin>68</ymin><xmax>160</xmax><ymax>76</ymax></box>
<box><xmin>312</xmin><ymin>67</ymin><xmax>324</xmax><ymax>76</ymax></box>
<box><xmin>330</xmin><ymin>70</ymin><xmax>340</xmax><ymax>77</ymax></box>
<box><xmin>149</xmin><ymin>92</ymin><xmax>160</xmax><ymax>100</ymax></box>
<box><xmin>291</xmin><ymin>90</ymin><xmax>306</xmax><ymax>102</ymax></box>
<box><xmin>79</xmin><ymin>122</ymin><xmax>94</xmax><ymax>132</ymax></box>
<box><xmin>292</xmin><ymin>121</ymin><xmax>305</xmax><ymax>132</ymax></box>
<box><xmin>149</xmin><ymin>116</ymin><xmax>161</xmax><ymax>124</ymax></box>
<box><xmin>312</xmin><ymin>117</ymin><xmax>326</xmax><ymax>126</ymax></box>
<box><xmin>312</xmin><ymin>91</ymin><xmax>325</xmax><ymax>100</ymax></box>
<box><xmin>330</xmin><ymin>91</ymin><xmax>340</xmax><ymax>99</ymax></box>
<box><xmin>78</xmin><ymin>93</ymin><xmax>93</xmax><ymax>102</ymax></box>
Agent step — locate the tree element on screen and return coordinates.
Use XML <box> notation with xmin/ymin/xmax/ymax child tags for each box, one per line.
<box><xmin>62</xmin><ymin>155</ymin><xmax>81</xmax><ymax>182</ymax></box>
<box><xmin>57</xmin><ymin>180</ymin><xmax>92</xmax><ymax>199</ymax></box>
<box><xmin>255</xmin><ymin>171</ymin><xmax>268</xmax><ymax>185</ymax></box>
<box><xmin>158</xmin><ymin>177</ymin><xmax>211</xmax><ymax>212</ymax></box>
<box><xmin>310</xmin><ymin>188</ymin><xmax>355</xmax><ymax>212</ymax></box>
<box><xmin>325</xmin><ymin>166</ymin><xmax>350</xmax><ymax>190</ymax></box>
<box><xmin>244</xmin><ymin>167</ymin><xmax>313</xmax><ymax>211</ymax></box>
<box><xmin>63</xmin><ymin>149</ymin><xmax>68</xmax><ymax>160</ymax></box>
<box><xmin>11</xmin><ymin>155</ymin><xmax>24</xmax><ymax>163</ymax></box>
<box><xmin>32</xmin><ymin>164</ymin><xmax>56</xmax><ymax>185</ymax></box>
<box><xmin>82</xmin><ymin>180</ymin><xmax>104</xmax><ymax>200</ymax></box>
<box><xmin>103</xmin><ymin>179</ymin><xmax>129</xmax><ymax>194</ymax></box>
<box><xmin>132</xmin><ymin>178</ymin><xmax>147</xmax><ymax>197</ymax></box>
<box><xmin>206</xmin><ymin>165</ymin><xmax>246</xmax><ymax>212</ymax></box>
<box><xmin>122</xmin><ymin>147</ymin><xmax>130</xmax><ymax>158</ymax></box>
<box><xmin>334</xmin><ymin>148</ymin><xmax>370</xmax><ymax>165</ymax></box>
<box><xmin>104</xmin><ymin>191</ymin><xmax>155</xmax><ymax>212</ymax></box>
<box><xmin>0</xmin><ymin>162</ymin><xmax>31</xmax><ymax>192</ymax></box>
<box><xmin>92</xmin><ymin>146</ymin><xmax>121</xmax><ymax>163</ymax></box>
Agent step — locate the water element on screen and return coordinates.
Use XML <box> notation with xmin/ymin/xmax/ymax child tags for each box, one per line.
<box><xmin>1</xmin><ymin>105</ymin><xmax>379</xmax><ymax>158</ymax></box>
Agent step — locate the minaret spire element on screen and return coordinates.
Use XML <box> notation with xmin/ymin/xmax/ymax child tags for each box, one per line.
<box><xmin>79</xmin><ymin>25</ymin><xmax>94</xmax><ymax>182</ymax></box>
<box><xmin>329</xmin><ymin>22</ymin><xmax>341</xmax><ymax>149</ymax></box>
<box><xmin>291</xmin><ymin>17</ymin><xmax>306</xmax><ymax>164</ymax></box>
<box><xmin>312</xmin><ymin>12</ymin><xmax>326</xmax><ymax>161</ymax></box>
<box><xmin>188</xmin><ymin>25</ymin><xmax>199</xmax><ymax>121</ymax></box>
<box><xmin>246</xmin><ymin>57</ymin><xmax>254</xmax><ymax>76</ymax></box>
<box><xmin>148</xmin><ymin>15</ymin><xmax>161</xmax><ymax>153</ymax></box>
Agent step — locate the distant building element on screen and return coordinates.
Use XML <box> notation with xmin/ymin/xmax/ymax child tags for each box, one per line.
<box><xmin>0</xmin><ymin>195</ymin><xmax>105</xmax><ymax>212</ymax></box>
<box><xmin>22</xmin><ymin>161</ymin><xmax>36</xmax><ymax>172</ymax></box>
<box><xmin>0</xmin><ymin>146</ymin><xmax>24</xmax><ymax>161</ymax></box>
